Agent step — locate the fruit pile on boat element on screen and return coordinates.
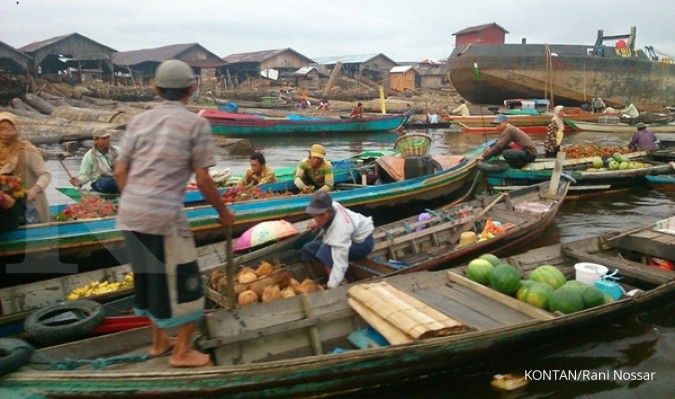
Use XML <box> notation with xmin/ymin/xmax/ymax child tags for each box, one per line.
<box><xmin>66</xmin><ymin>273</ymin><xmax>134</xmax><ymax>300</ymax></box>
<box><xmin>587</xmin><ymin>153</ymin><xmax>650</xmax><ymax>171</ymax></box>
<box><xmin>562</xmin><ymin>144</ymin><xmax>630</xmax><ymax>159</ymax></box>
<box><xmin>465</xmin><ymin>254</ymin><xmax>611</xmax><ymax>314</ymax></box>
<box><xmin>221</xmin><ymin>186</ymin><xmax>291</xmax><ymax>203</ymax></box>
<box><xmin>55</xmin><ymin>195</ymin><xmax>117</xmax><ymax>221</ymax></box>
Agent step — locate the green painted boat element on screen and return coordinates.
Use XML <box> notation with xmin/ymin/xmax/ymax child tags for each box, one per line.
<box><xmin>2</xmin><ymin>226</ymin><xmax>672</xmax><ymax>397</ymax></box>
<box><xmin>199</xmin><ymin>109</ymin><xmax>410</xmax><ymax>135</ymax></box>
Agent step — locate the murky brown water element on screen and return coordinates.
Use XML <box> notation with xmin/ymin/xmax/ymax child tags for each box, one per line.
<box><xmin>45</xmin><ymin>127</ymin><xmax>674</xmax><ymax>398</ymax></box>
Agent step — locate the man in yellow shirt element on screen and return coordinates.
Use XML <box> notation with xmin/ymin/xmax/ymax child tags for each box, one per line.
<box><xmin>451</xmin><ymin>98</ymin><xmax>470</xmax><ymax>116</ymax></box>
<box><xmin>294</xmin><ymin>144</ymin><xmax>334</xmax><ymax>193</ymax></box>
<box><xmin>237</xmin><ymin>152</ymin><xmax>276</xmax><ymax>187</ymax></box>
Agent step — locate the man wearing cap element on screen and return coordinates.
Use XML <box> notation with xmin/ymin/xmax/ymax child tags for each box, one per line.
<box><xmin>114</xmin><ymin>59</ymin><xmax>235</xmax><ymax>368</ymax></box>
<box><xmin>478</xmin><ymin>114</ymin><xmax>538</xmax><ymax>168</ymax></box>
<box><xmin>301</xmin><ymin>191</ymin><xmax>374</xmax><ymax>289</ymax></box>
<box><xmin>69</xmin><ymin>131</ymin><xmax>120</xmax><ymax>193</ymax></box>
<box><xmin>628</xmin><ymin>123</ymin><xmax>657</xmax><ymax>151</ymax></box>
<box><xmin>294</xmin><ymin>144</ymin><xmax>334</xmax><ymax>193</ymax></box>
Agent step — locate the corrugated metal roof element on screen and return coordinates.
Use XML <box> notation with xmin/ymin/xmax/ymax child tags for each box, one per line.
<box><xmin>112</xmin><ymin>43</ymin><xmax>224</xmax><ymax>67</ymax></box>
<box><xmin>222</xmin><ymin>48</ymin><xmax>314</xmax><ymax>64</ymax></box>
<box><xmin>293</xmin><ymin>66</ymin><xmax>327</xmax><ymax>76</ymax></box>
<box><xmin>390</xmin><ymin>65</ymin><xmax>414</xmax><ymax>73</ymax></box>
<box><xmin>452</xmin><ymin>23</ymin><xmax>509</xmax><ymax>36</ymax></box>
<box><xmin>20</xmin><ymin>33</ymin><xmax>116</xmax><ymax>53</ymax></box>
<box><xmin>312</xmin><ymin>53</ymin><xmax>396</xmax><ymax>65</ymax></box>
<box><xmin>0</xmin><ymin>40</ymin><xmax>33</xmax><ymax>63</ymax></box>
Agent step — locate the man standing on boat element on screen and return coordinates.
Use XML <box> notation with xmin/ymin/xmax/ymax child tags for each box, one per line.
<box><xmin>628</xmin><ymin>123</ymin><xmax>658</xmax><ymax>151</ymax></box>
<box><xmin>301</xmin><ymin>191</ymin><xmax>374</xmax><ymax>288</ymax></box>
<box><xmin>114</xmin><ymin>59</ymin><xmax>234</xmax><ymax>368</ymax></box>
<box><xmin>451</xmin><ymin>98</ymin><xmax>470</xmax><ymax>116</ymax></box>
<box><xmin>478</xmin><ymin>114</ymin><xmax>538</xmax><ymax>168</ymax></box>
<box><xmin>69</xmin><ymin>131</ymin><xmax>120</xmax><ymax>193</ymax></box>
<box><xmin>294</xmin><ymin>144</ymin><xmax>334</xmax><ymax>193</ymax></box>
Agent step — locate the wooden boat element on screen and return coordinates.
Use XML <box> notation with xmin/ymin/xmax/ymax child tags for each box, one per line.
<box><xmin>646</xmin><ymin>173</ymin><xmax>675</xmax><ymax>191</ymax></box>
<box><xmin>2</xmin><ymin>223</ymin><xmax>672</xmax><ymax>397</ymax></box>
<box><xmin>199</xmin><ymin>109</ymin><xmax>410</xmax><ymax>135</ymax></box>
<box><xmin>649</xmin><ymin>139</ymin><xmax>675</xmax><ymax>162</ymax></box>
<box><xmin>0</xmin><ymin>145</ymin><xmax>487</xmax><ymax>287</ymax></box>
<box><xmin>482</xmin><ymin>152</ymin><xmax>675</xmax><ymax>195</ymax></box>
<box><xmin>447</xmin><ymin>28</ymin><xmax>675</xmax><ymax>111</ymax></box>
<box><xmin>461</xmin><ymin>125</ymin><xmax>574</xmax><ymax>135</ymax></box>
<box><xmin>444</xmin><ymin>112</ymin><xmax>617</xmax><ymax>128</ymax></box>
<box><xmin>566</xmin><ymin>120</ymin><xmax>675</xmax><ymax>133</ymax></box>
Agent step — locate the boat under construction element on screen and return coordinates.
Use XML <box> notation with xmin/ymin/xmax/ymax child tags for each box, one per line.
<box><xmin>447</xmin><ymin>26</ymin><xmax>675</xmax><ymax>111</ymax></box>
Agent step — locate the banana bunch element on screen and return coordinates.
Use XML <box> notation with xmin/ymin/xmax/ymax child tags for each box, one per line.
<box><xmin>66</xmin><ymin>273</ymin><xmax>134</xmax><ymax>300</ymax></box>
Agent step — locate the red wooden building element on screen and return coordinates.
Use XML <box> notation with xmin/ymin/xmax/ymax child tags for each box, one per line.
<box><xmin>452</xmin><ymin>23</ymin><xmax>508</xmax><ymax>48</ymax></box>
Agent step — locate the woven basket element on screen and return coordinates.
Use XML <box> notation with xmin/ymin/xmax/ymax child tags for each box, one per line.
<box><xmin>394</xmin><ymin>133</ymin><xmax>432</xmax><ymax>157</ymax></box>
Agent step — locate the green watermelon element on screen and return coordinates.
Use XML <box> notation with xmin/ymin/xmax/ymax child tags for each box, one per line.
<box><xmin>609</xmin><ymin>160</ymin><xmax>620</xmax><ymax>170</ymax></box>
<box><xmin>479</xmin><ymin>253</ymin><xmax>502</xmax><ymax>266</ymax></box>
<box><xmin>603</xmin><ymin>293</ymin><xmax>614</xmax><ymax>304</ymax></box>
<box><xmin>466</xmin><ymin>259</ymin><xmax>494</xmax><ymax>285</ymax></box>
<box><xmin>581</xmin><ymin>286</ymin><xmax>605</xmax><ymax>309</ymax></box>
<box><xmin>516</xmin><ymin>280</ymin><xmax>536</xmax><ymax>301</ymax></box>
<box><xmin>619</xmin><ymin>161</ymin><xmax>630</xmax><ymax>170</ymax></box>
<box><xmin>529</xmin><ymin>265</ymin><xmax>566</xmax><ymax>289</ymax></box>
<box><xmin>592</xmin><ymin>157</ymin><xmax>604</xmax><ymax>169</ymax></box>
<box><xmin>613</xmin><ymin>152</ymin><xmax>625</xmax><ymax>163</ymax></box>
<box><xmin>548</xmin><ymin>287</ymin><xmax>585</xmax><ymax>314</ymax></box>
<box><xmin>523</xmin><ymin>282</ymin><xmax>554</xmax><ymax>309</ymax></box>
<box><xmin>489</xmin><ymin>264</ymin><xmax>522</xmax><ymax>295</ymax></box>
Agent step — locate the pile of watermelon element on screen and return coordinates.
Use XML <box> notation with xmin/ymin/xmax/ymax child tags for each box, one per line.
<box><xmin>465</xmin><ymin>254</ymin><xmax>611</xmax><ymax>314</ymax></box>
<box><xmin>587</xmin><ymin>153</ymin><xmax>648</xmax><ymax>171</ymax></box>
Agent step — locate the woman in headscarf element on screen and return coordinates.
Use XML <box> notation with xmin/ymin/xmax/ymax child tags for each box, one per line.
<box><xmin>543</xmin><ymin>105</ymin><xmax>565</xmax><ymax>157</ymax></box>
<box><xmin>0</xmin><ymin>112</ymin><xmax>51</xmax><ymax>224</ymax></box>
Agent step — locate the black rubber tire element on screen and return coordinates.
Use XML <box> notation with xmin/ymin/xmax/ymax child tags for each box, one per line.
<box><xmin>24</xmin><ymin>300</ymin><xmax>105</xmax><ymax>345</ymax></box>
<box><xmin>0</xmin><ymin>338</ymin><xmax>34</xmax><ymax>376</ymax></box>
<box><xmin>478</xmin><ymin>160</ymin><xmax>510</xmax><ymax>172</ymax></box>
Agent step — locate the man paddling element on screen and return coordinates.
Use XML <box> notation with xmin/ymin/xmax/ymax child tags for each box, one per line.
<box><xmin>114</xmin><ymin>59</ymin><xmax>234</xmax><ymax>368</ymax></box>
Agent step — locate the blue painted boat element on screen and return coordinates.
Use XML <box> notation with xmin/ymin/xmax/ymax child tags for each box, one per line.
<box><xmin>199</xmin><ymin>109</ymin><xmax>410</xmax><ymax>135</ymax></box>
<box><xmin>0</xmin><ymin>143</ymin><xmax>490</xmax><ymax>287</ymax></box>
<box><xmin>647</xmin><ymin>174</ymin><xmax>675</xmax><ymax>190</ymax></box>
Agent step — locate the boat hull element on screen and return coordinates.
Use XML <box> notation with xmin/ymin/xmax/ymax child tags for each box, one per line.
<box><xmin>448</xmin><ymin>44</ymin><xmax>675</xmax><ymax>111</ymax></box>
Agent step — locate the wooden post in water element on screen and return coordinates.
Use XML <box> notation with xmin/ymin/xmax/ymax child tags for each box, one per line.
<box><xmin>546</xmin><ymin>151</ymin><xmax>566</xmax><ymax>198</ymax></box>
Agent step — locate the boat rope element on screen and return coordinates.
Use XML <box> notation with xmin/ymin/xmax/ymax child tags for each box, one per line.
<box><xmin>30</xmin><ymin>352</ymin><xmax>148</xmax><ymax>371</ymax></box>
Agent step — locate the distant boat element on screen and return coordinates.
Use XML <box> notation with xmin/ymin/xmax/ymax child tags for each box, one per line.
<box><xmin>566</xmin><ymin>120</ymin><xmax>675</xmax><ymax>133</ymax></box>
<box><xmin>448</xmin><ymin>27</ymin><xmax>675</xmax><ymax>111</ymax></box>
<box><xmin>199</xmin><ymin>109</ymin><xmax>410</xmax><ymax>136</ymax></box>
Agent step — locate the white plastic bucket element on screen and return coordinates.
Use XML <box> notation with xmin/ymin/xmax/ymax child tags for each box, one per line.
<box><xmin>574</xmin><ymin>262</ymin><xmax>609</xmax><ymax>285</ymax></box>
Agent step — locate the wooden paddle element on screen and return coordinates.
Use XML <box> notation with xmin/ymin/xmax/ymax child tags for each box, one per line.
<box><xmin>224</xmin><ymin>226</ymin><xmax>236</xmax><ymax>309</ymax></box>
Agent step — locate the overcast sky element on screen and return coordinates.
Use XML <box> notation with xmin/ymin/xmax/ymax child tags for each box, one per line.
<box><xmin>3</xmin><ymin>0</ymin><xmax>674</xmax><ymax>62</ymax></box>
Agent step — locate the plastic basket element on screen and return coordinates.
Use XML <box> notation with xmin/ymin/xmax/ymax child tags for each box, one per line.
<box><xmin>394</xmin><ymin>133</ymin><xmax>432</xmax><ymax>157</ymax></box>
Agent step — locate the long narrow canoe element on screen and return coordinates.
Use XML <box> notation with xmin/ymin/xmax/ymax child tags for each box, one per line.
<box><xmin>3</xmin><ymin>225</ymin><xmax>672</xmax><ymax>397</ymax></box>
<box><xmin>567</xmin><ymin>120</ymin><xmax>675</xmax><ymax>133</ymax></box>
<box><xmin>0</xmin><ymin>143</ymin><xmax>489</xmax><ymax>286</ymax></box>
<box><xmin>462</xmin><ymin>125</ymin><xmax>574</xmax><ymax>135</ymax></box>
<box><xmin>199</xmin><ymin>109</ymin><xmax>410</xmax><ymax>135</ymax></box>
<box><xmin>646</xmin><ymin>173</ymin><xmax>675</xmax><ymax>191</ymax></box>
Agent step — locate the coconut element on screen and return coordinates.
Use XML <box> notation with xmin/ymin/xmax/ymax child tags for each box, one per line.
<box><xmin>281</xmin><ymin>286</ymin><xmax>296</xmax><ymax>298</ymax></box>
<box><xmin>255</xmin><ymin>261</ymin><xmax>275</xmax><ymax>276</ymax></box>
<box><xmin>296</xmin><ymin>279</ymin><xmax>318</xmax><ymax>294</ymax></box>
<box><xmin>262</xmin><ymin>285</ymin><xmax>282</xmax><ymax>302</ymax></box>
<box><xmin>238</xmin><ymin>271</ymin><xmax>258</xmax><ymax>284</ymax></box>
<box><xmin>249</xmin><ymin>276</ymin><xmax>273</xmax><ymax>297</ymax></box>
<box><xmin>237</xmin><ymin>290</ymin><xmax>258</xmax><ymax>306</ymax></box>
<box><xmin>236</xmin><ymin>266</ymin><xmax>255</xmax><ymax>279</ymax></box>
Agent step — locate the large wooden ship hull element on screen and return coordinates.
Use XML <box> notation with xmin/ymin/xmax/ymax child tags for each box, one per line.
<box><xmin>447</xmin><ymin>44</ymin><xmax>675</xmax><ymax>111</ymax></box>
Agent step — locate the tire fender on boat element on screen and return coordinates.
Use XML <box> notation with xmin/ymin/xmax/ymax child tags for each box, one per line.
<box><xmin>24</xmin><ymin>300</ymin><xmax>105</xmax><ymax>345</ymax></box>
<box><xmin>0</xmin><ymin>338</ymin><xmax>34</xmax><ymax>376</ymax></box>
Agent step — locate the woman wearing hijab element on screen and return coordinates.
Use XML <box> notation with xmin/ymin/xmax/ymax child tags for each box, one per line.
<box><xmin>0</xmin><ymin>112</ymin><xmax>51</xmax><ymax>224</ymax></box>
<box><xmin>543</xmin><ymin>105</ymin><xmax>565</xmax><ymax>157</ymax></box>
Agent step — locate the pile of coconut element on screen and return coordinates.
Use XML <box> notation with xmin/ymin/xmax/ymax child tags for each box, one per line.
<box><xmin>209</xmin><ymin>261</ymin><xmax>323</xmax><ymax>306</ymax></box>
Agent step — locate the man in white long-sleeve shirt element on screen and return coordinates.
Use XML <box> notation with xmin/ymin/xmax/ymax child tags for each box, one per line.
<box><xmin>301</xmin><ymin>191</ymin><xmax>374</xmax><ymax>288</ymax></box>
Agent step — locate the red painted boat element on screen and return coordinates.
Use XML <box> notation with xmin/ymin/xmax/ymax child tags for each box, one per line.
<box><xmin>462</xmin><ymin>125</ymin><xmax>573</xmax><ymax>135</ymax></box>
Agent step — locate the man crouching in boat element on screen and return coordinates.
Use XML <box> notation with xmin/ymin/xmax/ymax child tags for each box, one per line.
<box><xmin>114</xmin><ymin>60</ymin><xmax>235</xmax><ymax>368</ymax></box>
<box><xmin>301</xmin><ymin>191</ymin><xmax>374</xmax><ymax>288</ymax></box>
<box><xmin>69</xmin><ymin>131</ymin><xmax>120</xmax><ymax>193</ymax></box>
<box><xmin>294</xmin><ymin>144</ymin><xmax>334</xmax><ymax>193</ymax></box>
<box><xmin>477</xmin><ymin>114</ymin><xmax>538</xmax><ymax>169</ymax></box>
<box><xmin>237</xmin><ymin>151</ymin><xmax>277</xmax><ymax>187</ymax></box>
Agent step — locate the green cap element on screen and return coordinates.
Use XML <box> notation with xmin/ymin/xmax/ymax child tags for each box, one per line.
<box><xmin>155</xmin><ymin>60</ymin><xmax>196</xmax><ymax>89</ymax></box>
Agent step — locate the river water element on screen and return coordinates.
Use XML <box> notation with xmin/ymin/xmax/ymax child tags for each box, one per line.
<box><xmin>45</xmin><ymin>127</ymin><xmax>674</xmax><ymax>398</ymax></box>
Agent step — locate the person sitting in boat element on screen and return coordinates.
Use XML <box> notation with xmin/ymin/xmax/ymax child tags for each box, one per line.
<box><xmin>543</xmin><ymin>105</ymin><xmax>565</xmax><ymax>157</ymax></box>
<box><xmin>294</xmin><ymin>144</ymin><xmax>334</xmax><ymax>193</ymax></box>
<box><xmin>478</xmin><ymin>114</ymin><xmax>538</xmax><ymax>169</ymax></box>
<box><xmin>69</xmin><ymin>131</ymin><xmax>120</xmax><ymax>193</ymax></box>
<box><xmin>0</xmin><ymin>112</ymin><xmax>51</xmax><ymax>224</ymax></box>
<box><xmin>237</xmin><ymin>151</ymin><xmax>277</xmax><ymax>187</ymax></box>
<box><xmin>301</xmin><ymin>191</ymin><xmax>374</xmax><ymax>289</ymax></box>
<box><xmin>621</xmin><ymin>99</ymin><xmax>640</xmax><ymax>120</ymax></box>
<box><xmin>451</xmin><ymin>98</ymin><xmax>470</xmax><ymax>116</ymax></box>
<box><xmin>591</xmin><ymin>97</ymin><xmax>606</xmax><ymax>113</ymax></box>
<box><xmin>349</xmin><ymin>102</ymin><xmax>365</xmax><ymax>120</ymax></box>
<box><xmin>317</xmin><ymin>98</ymin><xmax>330</xmax><ymax>111</ymax></box>
<box><xmin>628</xmin><ymin>123</ymin><xmax>658</xmax><ymax>151</ymax></box>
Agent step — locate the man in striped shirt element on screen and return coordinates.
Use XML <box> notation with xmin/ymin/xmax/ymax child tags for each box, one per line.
<box><xmin>115</xmin><ymin>60</ymin><xmax>234</xmax><ymax>368</ymax></box>
<box><xmin>294</xmin><ymin>143</ymin><xmax>334</xmax><ymax>193</ymax></box>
